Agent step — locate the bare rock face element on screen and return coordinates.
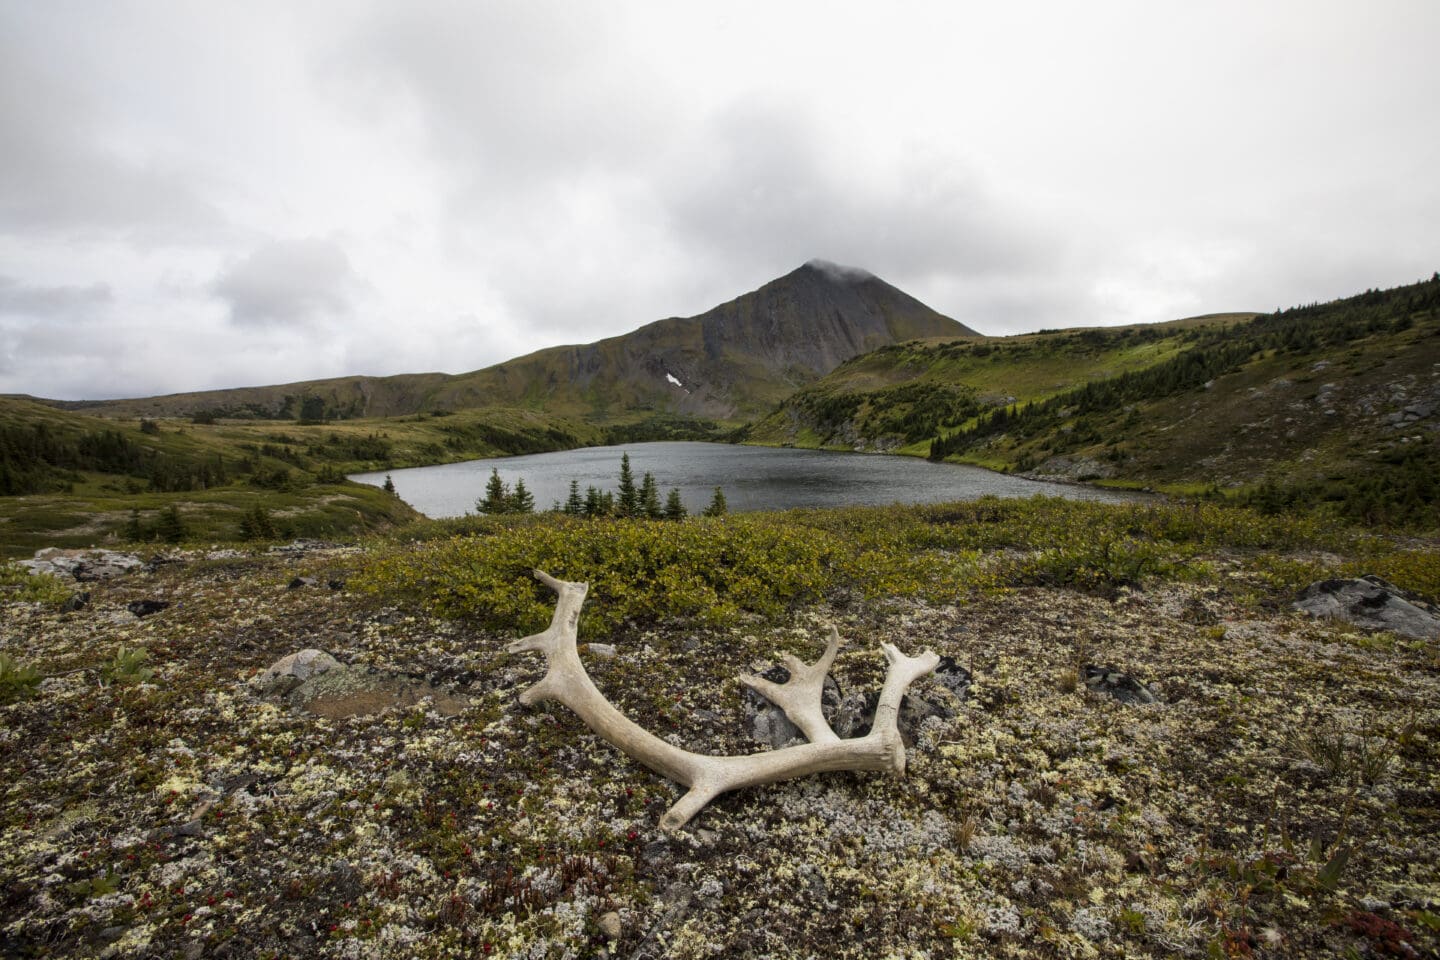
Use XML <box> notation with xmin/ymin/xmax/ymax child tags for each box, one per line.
<box><xmin>1295</xmin><ymin>576</ymin><xmax>1440</xmax><ymax>640</ymax></box>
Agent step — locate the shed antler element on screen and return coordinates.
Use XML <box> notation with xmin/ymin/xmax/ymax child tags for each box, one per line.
<box><xmin>507</xmin><ymin>569</ymin><xmax>940</xmax><ymax>831</ymax></box>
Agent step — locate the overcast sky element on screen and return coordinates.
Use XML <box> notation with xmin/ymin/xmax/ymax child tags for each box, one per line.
<box><xmin>2</xmin><ymin>1</ymin><xmax>1437</xmax><ymax>401</ymax></box>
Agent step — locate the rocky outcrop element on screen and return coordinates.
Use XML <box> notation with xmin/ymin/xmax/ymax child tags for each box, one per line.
<box><xmin>1294</xmin><ymin>576</ymin><xmax>1440</xmax><ymax>639</ymax></box>
<box><xmin>21</xmin><ymin>548</ymin><xmax>143</xmax><ymax>581</ymax></box>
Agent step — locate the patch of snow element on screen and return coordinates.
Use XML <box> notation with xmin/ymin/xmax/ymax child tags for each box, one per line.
<box><xmin>666</xmin><ymin>372</ymin><xmax>683</xmax><ymax>388</ymax></box>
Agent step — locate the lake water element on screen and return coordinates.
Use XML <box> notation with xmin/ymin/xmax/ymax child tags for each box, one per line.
<box><xmin>350</xmin><ymin>442</ymin><xmax>1145</xmax><ymax>517</ymax></box>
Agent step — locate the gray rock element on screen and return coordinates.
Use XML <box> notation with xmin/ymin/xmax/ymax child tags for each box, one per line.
<box><xmin>585</xmin><ymin>643</ymin><xmax>617</xmax><ymax>660</ymax></box>
<box><xmin>257</xmin><ymin>649</ymin><xmax>340</xmax><ymax>686</ymax></box>
<box><xmin>1294</xmin><ymin>576</ymin><xmax>1440</xmax><ymax>640</ymax></box>
<box><xmin>1082</xmin><ymin>665</ymin><xmax>1157</xmax><ymax>704</ymax></box>
<box><xmin>21</xmin><ymin>548</ymin><xmax>144</xmax><ymax>582</ymax></box>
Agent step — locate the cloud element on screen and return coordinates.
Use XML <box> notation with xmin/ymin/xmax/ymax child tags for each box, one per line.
<box><xmin>0</xmin><ymin>22</ymin><xmax>223</xmax><ymax>241</ymax></box>
<box><xmin>211</xmin><ymin>238</ymin><xmax>360</xmax><ymax>328</ymax></box>
<box><xmin>0</xmin><ymin>276</ymin><xmax>112</xmax><ymax>316</ymax></box>
<box><xmin>1</xmin><ymin>2</ymin><xmax>1438</xmax><ymax>399</ymax></box>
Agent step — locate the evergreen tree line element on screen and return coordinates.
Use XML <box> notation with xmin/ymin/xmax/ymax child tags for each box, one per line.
<box><xmin>930</xmin><ymin>274</ymin><xmax>1440</xmax><ymax>462</ymax></box>
<box><xmin>474</xmin><ymin>453</ymin><xmax>727</xmax><ymax>519</ymax></box>
<box><xmin>0</xmin><ymin>422</ymin><xmax>230</xmax><ymax>495</ymax></box>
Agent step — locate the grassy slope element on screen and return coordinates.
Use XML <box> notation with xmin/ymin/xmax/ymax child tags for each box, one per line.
<box><xmin>0</xmin><ymin>398</ymin><xmax>605</xmax><ymax>556</ymax></box>
<box><xmin>742</xmin><ymin>314</ymin><xmax>1252</xmax><ymax>453</ymax></box>
<box><xmin>931</xmin><ymin>279</ymin><xmax>1440</xmax><ymax>515</ymax></box>
<box><xmin>2</xmin><ymin>499</ymin><xmax>1437</xmax><ymax>958</ymax></box>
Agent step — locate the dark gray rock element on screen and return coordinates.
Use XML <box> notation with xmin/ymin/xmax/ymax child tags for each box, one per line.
<box><xmin>60</xmin><ymin>592</ymin><xmax>90</xmax><ymax>613</ymax></box>
<box><xmin>1083</xmin><ymin>665</ymin><xmax>1157</xmax><ymax>704</ymax></box>
<box><xmin>287</xmin><ymin>576</ymin><xmax>318</xmax><ymax>590</ymax></box>
<box><xmin>126</xmin><ymin>599</ymin><xmax>170</xmax><ymax>618</ymax></box>
<box><xmin>1295</xmin><ymin>576</ymin><xmax>1440</xmax><ymax>639</ymax></box>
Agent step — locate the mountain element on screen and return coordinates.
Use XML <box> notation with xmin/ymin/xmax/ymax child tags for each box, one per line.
<box><xmin>53</xmin><ymin>261</ymin><xmax>977</xmax><ymax>423</ymax></box>
<box><xmin>747</xmin><ymin>274</ymin><xmax>1440</xmax><ymax>528</ymax></box>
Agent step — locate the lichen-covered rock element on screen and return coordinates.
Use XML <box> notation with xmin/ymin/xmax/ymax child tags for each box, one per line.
<box><xmin>1295</xmin><ymin>575</ymin><xmax>1440</xmax><ymax>639</ymax></box>
<box><xmin>257</xmin><ymin>648</ymin><xmax>340</xmax><ymax>688</ymax></box>
<box><xmin>20</xmin><ymin>548</ymin><xmax>144</xmax><ymax>581</ymax></box>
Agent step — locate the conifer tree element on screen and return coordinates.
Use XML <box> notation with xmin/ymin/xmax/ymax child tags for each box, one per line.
<box><xmin>702</xmin><ymin>486</ymin><xmax>728</xmax><ymax>517</ymax></box>
<box><xmin>564</xmin><ymin>479</ymin><xmax>584</xmax><ymax>515</ymax></box>
<box><xmin>664</xmin><ymin>487</ymin><xmax>687</xmax><ymax>520</ymax></box>
<box><xmin>156</xmin><ymin>504</ymin><xmax>187</xmax><ymax>543</ymax></box>
<box><xmin>508</xmin><ymin>478</ymin><xmax>535</xmax><ymax>514</ymax></box>
<box><xmin>616</xmin><ymin>453</ymin><xmax>639</xmax><ymax>517</ymax></box>
<box><xmin>478</xmin><ymin>468</ymin><xmax>509</xmax><ymax>514</ymax></box>
<box><xmin>382</xmin><ymin>474</ymin><xmax>397</xmax><ymax>496</ymax></box>
<box><xmin>640</xmin><ymin>471</ymin><xmax>662</xmax><ymax>518</ymax></box>
<box><xmin>583</xmin><ymin>485</ymin><xmax>604</xmax><ymax>517</ymax></box>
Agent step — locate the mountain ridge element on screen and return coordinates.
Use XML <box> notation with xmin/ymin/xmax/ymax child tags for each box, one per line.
<box><xmin>46</xmin><ymin>261</ymin><xmax>977</xmax><ymax>423</ymax></box>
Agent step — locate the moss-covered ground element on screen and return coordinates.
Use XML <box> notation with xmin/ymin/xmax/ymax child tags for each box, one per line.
<box><xmin>2</xmin><ymin>499</ymin><xmax>1437</xmax><ymax>958</ymax></box>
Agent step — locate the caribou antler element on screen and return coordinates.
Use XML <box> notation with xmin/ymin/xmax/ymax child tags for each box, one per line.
<box><xmin>506</xmin><ymin>569</ymin><xmax>940</xmax><ymax>831</ymax></box>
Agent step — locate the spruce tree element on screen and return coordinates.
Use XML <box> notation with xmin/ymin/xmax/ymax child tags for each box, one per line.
<box><xmin>508</xmin><ymin>478</ymin><xmax>535</xmax><ymax>514</ymax></box>
<box><xmin>478</xmin><ymin>468</ymin><xmax>509</xmax><ymax>514</ymax></box>
<box><xmin>616</xmin><ymin>453</ymin><xmax>639</xmax><ymax>518</ymax></box>
<box><xmin>584</xmin><ymin>485</ymin><xmax>604</xmax><ymax>517</ymax></box>
<box><xmin>382</xmin><ymin>474</ymin><xmax>397</xmax><ymax>496</ymax></box>
<box><xmin>564</xmin><ymin>479</ymin><xmax>584</xmax><ymax>515</ymax></box>
<box><xmin>702</xmin><ymin>486</ymin><xmax>728</xmax><ymax>517</ymax></box>
<box><xmin>664</xmin><ymin>487</ymin><xmax>687</xmax><ymax>520</ymax></box>
<box><xmin>640</xmin><ymin>471</ymin><xmax>662</xmax><ymax>518</ymax></box>
<box><xmin>156</xmin><ymin>504</ymin><xmax>187</xmax><ymax>543</ymax></box>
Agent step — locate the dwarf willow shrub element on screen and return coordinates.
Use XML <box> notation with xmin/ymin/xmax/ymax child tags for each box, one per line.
<box><xmin>0</xmin><ymin>562</ymin><xmax>73</xmax><ymax>607</ymax></box>
<box><xmin>358</xmin><ymin>516</ymin><xmax>839</xmax><ymax>635</ymax></box>
<box><xmin>357</xmin><ymin>497</ymin><xmax>1387</xmax><ymax>634</ymax></box>
<box><xmin>0</xmin><ymin>652</ymin><xmax>42</xmax><ymax>703</ymax></box>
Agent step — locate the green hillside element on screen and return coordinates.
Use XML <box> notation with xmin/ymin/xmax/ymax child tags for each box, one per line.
<box><xmin>739</xmin><ymin>314</ymin><xmax>1253</xmax><ymax>454</ymax></box>
<box><xmin>741</xmin><ymin>276</ymin><xmax>1440</xmax><ymax>530</ymax></box>
<box><xmin>928</xmin><ymin>277</ymin><xmax>1439</xmax><ymax>527</ymax></box>
<box><xmin>0</xmin><ymin>398</ymin><xmax>605</xmax><ymax>555</ymax></box>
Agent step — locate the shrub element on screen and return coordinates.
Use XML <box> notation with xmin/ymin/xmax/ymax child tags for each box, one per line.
<box><xmin>101</xmin><ymin>646</ymin><xmax>155</xmax><ymax>686</ymax></box>
<box><xmin>0</xmin><ymin>652</ymin><xmax>42</xmax><ymax>703</ymax></box>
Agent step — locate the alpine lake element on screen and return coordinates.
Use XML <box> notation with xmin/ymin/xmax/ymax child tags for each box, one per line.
<box><xmin>350</xmin><ymin>441</ymin><xmax>1147</xmax><ymax>517</ymax></box>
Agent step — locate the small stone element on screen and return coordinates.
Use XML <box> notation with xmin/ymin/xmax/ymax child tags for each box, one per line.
<box><xmin>183</xmin><ymin>943</ymin><xmax>205</xmax><ymax>960</ymax></box>
<box><xmin>585</xmin><ymin>643</ymin><xmax>617</xmax><ymax>659</ymax></box>
<box><xmin>287</xmin><ymin>576</ymin><xmax>318</xmax><ymax>590</ymax></box>
<box><xmin>597</xmin><ymin>911</ymin><xmax>622</xmax><ymax>940</ymax></box>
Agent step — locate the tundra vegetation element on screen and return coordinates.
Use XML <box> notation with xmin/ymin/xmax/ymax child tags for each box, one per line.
<box><xmin>2</xmin><ymin>496</ymin><xmax>1437</xmax><ymax>958</ymax></box>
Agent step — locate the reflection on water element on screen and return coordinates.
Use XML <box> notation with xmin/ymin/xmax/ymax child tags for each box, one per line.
<box><xmin>351</xmin><ymin>442</ymin><xmax>1146</xmax><ymax>518</ymax></box>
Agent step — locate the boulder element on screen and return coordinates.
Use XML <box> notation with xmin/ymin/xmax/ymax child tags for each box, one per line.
<box><xmin>255</xmin><ymin>649</ymin><xmax>341</xmax><ymax>695</ymax></box>
<box><xmin>1294</xmin><ymin>576</ymin><xmax>1440</xmax><ymax>640</ymax></box>
<box><xmin>21</xmin><ymin>548</ymin><xmax>143</xmax><ymax>582</ymax></box>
